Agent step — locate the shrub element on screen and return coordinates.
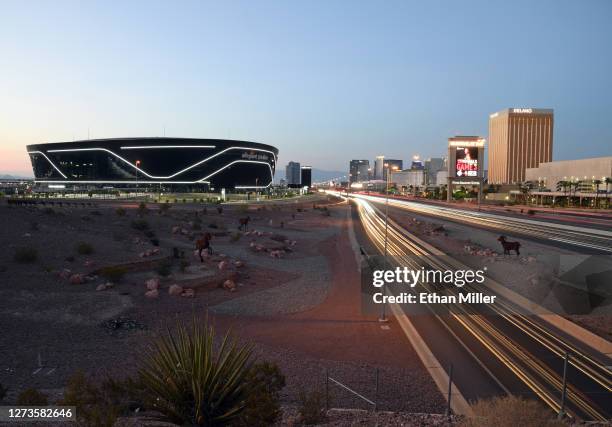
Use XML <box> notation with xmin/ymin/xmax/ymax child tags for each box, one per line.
<box><xmin>137</xmin><ymin>202</ymin><xmax>148</xmax><ymax>215</ymax></box>
<box><xmin>230</xmin><ymin>232</ymin><xmax>242</xmax><ymax>242</ymax></box>
<box><xmin>14</xmin><ymin>247</ymin><xmax>38</xmax><ymax>263</ymax></box>
<box><xmin>179</xmin><ymin>259</ymin><xmax>190</xmax><ymax>272</ymax></box>
<box><xmin>60</xmin><ymin>371</ymin><xmax>138</xmax><ymax>427</ymax></box>
<box><xmin>298</xmin><ymin>388</ymin><xmax>327</xmax><ymax>425</ymax></box>
<box><xmin>0</xmin><ymin>383</ymin><xmax>7</xmax><ymax>401</ymax></box>
<box><xmin>131</xmin><ymin>219</ymin><xmax>149</xmax><ymax>231</ymax></box>
<box><xmin>527</xmin><ymin>209</ymin><xmax>536</xmax><ymax>216</ymax></box>
<box><xmin>115</xmin><ymin>207</ymin><xmax>126</xmax><ymax>216</ymax></box>
<box><xmin>159</xmin><ymin>203</ymin><xmax>171</xmax><ymax>213</ymax></box>
<box><xmin>236</xmin><ymin>362</ymin><xmax>286</xmax><ymax>427</ymax></box>
<box><xmin>99</xmin><ymin>266</ymin><xmax>128</xmax><ymax>283</ymax></box>
<box><xmin>461</xmin><ymin>396</ymin><xmax>565</xmax><ymax>427</ymax></box>
<box><xmin>143</xmin><ymin>229</ymin><xmax>156</xmax><ymax>238</ymax></box>
<box><xmin>238</xmin><ymin>204</ymin><xmax>249</xmax><ymax>213</ymax></box>
<box><xmin>155</xmin><ymin>260</ymin><xmax>172</xmax><ymax>277</ymax></box>
<box><xmin>17</xmin><ymin>388</ymin><xmax>48</xmax><ymax>405</ymax></box>
<box><xmin>76</xmin><ymin>241</ymin><xmax>94</xmax><ymax>255</ymax></box>
<box><xmin>138</xmin><ymin>317</ymin><xmax>253</xmax><ymax>426</ymax></box>
<box><xmin>192</xmin><ymin>222</ymin><xmax>201</xmax><ymax>231</ymax></box>
<box><xmin>150</xmin><ymin>238</ymin><xmax>160</xmax><ymax>247</ymax></box>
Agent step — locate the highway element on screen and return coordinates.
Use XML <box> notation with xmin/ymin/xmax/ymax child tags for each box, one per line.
<box><xmin>351</xmin><ymin>196</ymin><xmax>612</xmax><ymax>421</ymax></box>
<box><xmin>353</xmin><ymin>193</ymin><xmax>612</xmax><ymax>253</ymax></box>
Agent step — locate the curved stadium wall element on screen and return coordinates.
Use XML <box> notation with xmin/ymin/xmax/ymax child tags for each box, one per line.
<box><xmin>27</xmin><ymin>138</ymin><xmax>278</xmax><ymax>190</ymax></box>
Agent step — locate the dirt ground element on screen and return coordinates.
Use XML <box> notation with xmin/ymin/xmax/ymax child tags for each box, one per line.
<box><xmin>0</xmin><ymin>196</ymin><xmax>444</xmax><ymax>415</ymax></box>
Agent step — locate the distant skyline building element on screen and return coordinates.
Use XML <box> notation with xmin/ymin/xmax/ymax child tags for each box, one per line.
<box><xmin>374</xmin><ymin>156</ymin><xmax>385</xmax><ymax>180</ymax></box>
<box><xmin>383</xmin><ymin>159</ymin><xmax>403</xmax><ymax>180</ymax></box>
<box><xmin>488</xmin><ymin>108</ymin><xmax>554</xmax><ymax>184</ymax></box>
<box><xmin>424</xmin><ymin>157</ymin><xmax>446</xmax><ymax>186</ymax></box>
<box><xmin>285</xmin><ymin>161</ymin><xmax>301</xmax><ymax>188</ymax></box>
<box><xmin>300</xmin><ymin>166</ymin><xmax>312</xmax><ymax>188</ymax></box>
<box><xmin>349</xmin><ymin>160</ymin><xmax>370</xmax><ymax>184</ymax></box>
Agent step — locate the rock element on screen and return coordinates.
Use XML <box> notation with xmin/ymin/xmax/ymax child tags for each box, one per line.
<box><xmin>69</xmin><ymin>274</ymin><xmax>84</xmax><ymax>285</ymax></box>
<box><xmin>168</xmin><ymin>284</ymin><xmax>183</xmax><ymax>296</ymax></box>
<box><xmin>145</xmin><ymin>249</ymin><xmax>152</xmax><ymax>257</ymax></box>
<box><xmin>152</xmin><ymin>248</ymin><xmax>160</xmax><ymax>255</ymax></box>
<box><xmin>249</xmin><ymin>242</ymin><xmax>256</xmax><ymax>248</ymax></box>
<box><xmin>219</xmin><ymin>253</ymin><xmax>227</xmax><ymax>258</ymax></box>
<box><xmin>530</xmin><ymin>277</ymin><xmax>539</xmax><ymax>286</ymax></box>
<box><xmin>139</xmin><ymin>252</ymin><xmax>146</xmax><ymax>258</ymax></box>
<box><xmin>96</xmin><ymin>282</ymin><xmax>114</xmax><ymax>291</ymax></box>
<box><xmin>146</xmin><ymin>278</ymin><xmax>160</xmax><ymax>290</ymax></box>
<box><xmin>145</xmin><ymin>289</ymin><xmax>159</xmax><ymax>299</ymax></box>
<box><xmin>181</xmin><ymin>288</ymin><xmax>195</xmax><ymax>298</ymax></box>
<box><xmin>172</xmin><ymin>226</ymin><xmax>180</xmax><ymax>234</ymax></box>
<box><xmin>234</xmin><ymin>260</ymin><xmax>244</xmax><ymax>268</ymax></box>
<box><xmin>58</xmin><ymin>269</ymin><xmax>72</xmax><ymax>279</ymax></box>
<box><xmin>218</xmin><ymin>261</ymin><xmax>228</xmax><ymax>270</ymax></box>
<box><xmin>527</xmin><ymin>256</ymin><xmax>536</xmax><ymax>263</ymax></box>
<box><xmin>223</xmin><ymin>279</ymin><xmax>236</xmax><ymax>291</ymax></box>
<box><xmin>291</xmin><ymin>240</ymin><xmax>297</xmax><ymax>246</ymax></box>
<box><xmin>84</xmin><ymin>259</ymin><xmax>94</xmax><ymax>267</ymax></box>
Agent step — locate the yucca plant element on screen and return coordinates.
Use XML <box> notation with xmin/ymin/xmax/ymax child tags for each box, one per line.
<box><xmin>138</xmin><ymin>317</ymin><xmax>253</xmax><ymax>426</ymax></box>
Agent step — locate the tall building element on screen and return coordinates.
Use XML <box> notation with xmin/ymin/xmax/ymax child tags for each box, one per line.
<box><xmin>488</xmin><ymin>108</ymin><xmax>554</xmax><ymax>184</ymax></box>
<box><xmin>383</xmin><ymin>159</ymin><xmax>403</xmax><ymax>180</ymax></box>
<box><xmin>374</xmin><ymin>156</ymin><xmax>385</xmax><ymax>180</ymax></box>
<box><xmin>349</xmin><ymin>160</ymin><xmax>370</xmax><ymax>183</ymax></box>
<box><xmin>300</xmin><ymin>166</ymin><xmax>312</xmax><ymax>188</ymax></box>
<box><xmin>285</xmin><ymin>161</ymin><xmax>301</xmax><ymax>188</ymax></box>
<box><xmin>424</xmin><ymin>157</ymin><xmax>446</xmax><ymax>186</ymax></box>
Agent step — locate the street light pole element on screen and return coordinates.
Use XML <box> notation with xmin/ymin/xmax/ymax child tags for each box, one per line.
<box><xmin>135</xmin><ymin>160</ymin><xmax>141</xmax><ymax>197</ymax></box>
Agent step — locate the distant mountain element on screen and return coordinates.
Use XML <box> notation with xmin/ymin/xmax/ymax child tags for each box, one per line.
<box><xmin>312</xmin><ymin>168</ymin><xmax>347</xmax><ymax>183</ymax></box>
<box><xmin>0</xmin><ymin>174</ymin><xmax>32</xmax><ymax>180</ymax></box>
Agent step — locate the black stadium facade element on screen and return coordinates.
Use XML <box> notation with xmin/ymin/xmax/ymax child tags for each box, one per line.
<box><xmin>27</xmin><ymin>138</ymin><xmax>278</xmax><ymax>190</ymax></box>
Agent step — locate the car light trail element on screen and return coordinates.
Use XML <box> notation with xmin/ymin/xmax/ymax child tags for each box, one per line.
<box><xmin>350</xmin><ymin>195</ymin><xmax>611</xmax><ymax>421</ymax></box>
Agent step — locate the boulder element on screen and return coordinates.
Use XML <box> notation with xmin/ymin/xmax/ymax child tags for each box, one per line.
<box><xmin>146</xmin><ymin>278</ymin><xmax>160</xmax><ymax>290</ymax></box>
<box><xmin>218</xmin><ymin>261</ymin><xmax>228</xmax><ymax>271</ymax></box>
<box><xmin>96</xmin><ymin>282</ymin><xmax>114</xmax><ymax>291</ymax></box>
<box><xmin>69</xmin><ymin>274</ymin><xmax>84</xmax><ymax>285</ymax></box>
<box><xmin>223</xmin><ymin>279</ymin><xmax>236</xmax><ymax>291</ymax></box>
<box><xmin>181</xmin><ymin>288</ymin><xmax>195</xmax><ymax>298</ymax></box>
<box><xmin>234</xmin><ymin>260</ymin><xmax>244</xmax><ymax>268</ymax></box>
<box><xmin>58</xmin><ymin>269</ymin><xmax>72</xmax><ymax>279</ymax></box>
<box><xmin>145</xmin><ymin>289</ymin><xmax>159</xmax><ymax>298</ymax></box>
<box><xmin>172</xmin><ymin>226</ymin><xmax>180</xmax><ymax>234</ymax></box>
<box><xmin>168</xmin><ymin>284</ymin><xmax>183</xmax><ymax>296</ymax></box>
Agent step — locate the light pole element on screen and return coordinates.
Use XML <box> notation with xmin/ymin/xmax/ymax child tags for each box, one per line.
<box><xmin>135</xmin><ymin>160</ymin><xmax>141</xmax><ymax>197</ymax></box>
<box><xmin>381</xmin><ymin>164</ymin><xmax>398</xmax><ymax>322</ymax></box>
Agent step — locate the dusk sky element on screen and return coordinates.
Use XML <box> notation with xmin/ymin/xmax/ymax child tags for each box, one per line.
<box><xmin>1</xmin><ymin>0</ymin><xmax>611</xmax><ymax>176</ymax></box>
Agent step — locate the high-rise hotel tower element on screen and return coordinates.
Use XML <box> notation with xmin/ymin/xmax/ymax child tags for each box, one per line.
<box><xmin>488</xmin><ymin>108</ymin><xmax>553</xmax><ymax>184</ymax></box>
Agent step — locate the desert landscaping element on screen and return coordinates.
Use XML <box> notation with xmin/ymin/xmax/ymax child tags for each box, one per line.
<box><xmin>0</xmin><ymin>195</ymin><xmax>451</xmax><ymax>425</ymax></box>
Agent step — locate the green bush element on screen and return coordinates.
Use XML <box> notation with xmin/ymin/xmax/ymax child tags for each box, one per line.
<box><xmin>137</xmin><ymin>202</ymin><xmax>148</xmax><ymax>215</ymax></box>
<box><xmin>60</xmin><ymin>371</ymin><xmax>138</xmax><ymax>427</ymax></box>
<box><xmin>138</xmin><ymin>317</ymin><xmax>253</xmax><ymax>426</ymax></box>
<box><xmin>298</xmin><ymin>388</ymin><xmax>327</xmax><ymax>425</ymax></box>
<box><xmin>17</xmin><ymin>388</ymin><xmax>48</xmax><ymax>406</ymax></box>
<box><xmin>236</xmin><ymin>362</ymin><xmax>286</xmax><ymax>427</ymax></box>
<box><xmin>0</xmin><ymin>383</ymin><xmax>7</xmax><ymax>401</ymax></box>
<box><xmin>155</xmin><ymin>260</ymin><xmax>172</xmax><ymax>277</ymax></box>
<box><xmin>14</xmin><ymin>247</ymin><xmax>38</xmax><ymax>263</ymax></box>
<box><xmin>76</xmin><ymin>241</ymin><xmax>94</xmax><ymax>255</ymax></box>
<box><xmin>115</xmin><ymin>207</ymin><xmax>126</xmax><ymax>216</ymax></box>
<box><xmin>131</xmin><ymin>219</ymin><xmax>149</xmax><ymax>231</ymax></box>
<box><xmin>98</xmin><ymin>266</ymin><xmax>128</xmax><ymax>283</ymax></box>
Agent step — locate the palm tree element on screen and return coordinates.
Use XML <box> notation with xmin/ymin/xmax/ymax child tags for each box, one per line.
<box><xmin>593</xmin><ymin>179</ymin><xmax>602</xmax><ymax>208</ymax></box>
<box><xmin>604</xmin><ymin>177</ymin><xmax>611</xmax><ymax>209</ymax></box>
<box><xmin>558</xmin><ymin>180</ymin><xmax>569</xmax><ymax>206</ymax></box>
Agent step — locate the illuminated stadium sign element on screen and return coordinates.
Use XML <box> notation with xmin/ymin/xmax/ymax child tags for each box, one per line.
<box><xmin>455</xmin><ymin>147</ymin><xmax>478</xmax><ymax>177</ymax></box>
